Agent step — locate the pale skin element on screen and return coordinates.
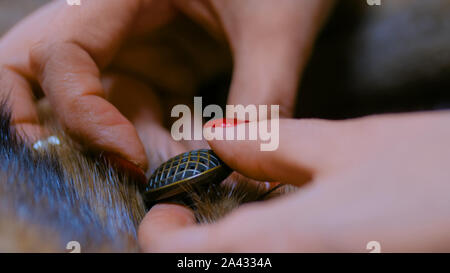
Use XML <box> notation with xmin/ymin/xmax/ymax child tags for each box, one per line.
<box><xmin>1</xmin><ymin>0</ymin><xmax>449</xmax><ymax>252</ymax></box>
<box><xmin>139</xmin><ymin>111</ymin><xmax>450</xmax><ymax>252</ymax></box>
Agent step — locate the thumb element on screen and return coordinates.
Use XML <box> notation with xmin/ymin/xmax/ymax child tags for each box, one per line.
<box><xmin>204</xmin><ymin>118</ymin><xmax>339</xmax><ymax>186</ymax></box>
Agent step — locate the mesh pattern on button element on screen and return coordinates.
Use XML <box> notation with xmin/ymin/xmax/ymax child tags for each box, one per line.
<box><xmin>147</xmin><ymin>149</ymin><xmax>221</xmax><ymax>190</ymax></box>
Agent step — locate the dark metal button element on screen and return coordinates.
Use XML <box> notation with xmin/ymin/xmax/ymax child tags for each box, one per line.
<box><xmin>144</xmin><ymin>149</ymin><xmax>232</xmax><ymax>202</ymax></box>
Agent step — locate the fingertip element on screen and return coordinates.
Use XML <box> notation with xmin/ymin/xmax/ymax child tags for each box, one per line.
<box><xmin>203</xmin><ymin>121</ymin><xmax>264</xmax><ymax>178</ymax></box>
<box><xmin>204</xmin><ymin>118</ymin><xmax>249</xmax><ymax>129</ymax></box>
<box><xmin>144</xmin><ymin>203</ymin><xmax>196</xmax><ymax>231</ymax></box>
<box><xmin>204</xmin><ymin>119</ymin><xmax>318</xmax><ymax>185</ymax></box>
<box><xmin>102</xmin><ymin>152</ymin><xmax>147</xmax><ymax>186</ymax></box>
<box><xmin>138</xmin><ymin>203</ymin><xmax>196</xmax><ymax>252</ymax></box>
<box><xmin>112</xmin><ymin>132</ymin><xmax>149</xmax><ymax>172</ymax></box>
<box><xmin>84</xmin><ymin>121</ymin><xmax>149</xmax><ymax>173</ymax></box>
<box><xmin>63</xmin><ymin>95</ymin><xmax>149</xmax><ymax>171</ymax></box>
<box><xmin>112</xmin><ymin>126</ymin><xmax>149</xmax><ymax>172</ymax></box>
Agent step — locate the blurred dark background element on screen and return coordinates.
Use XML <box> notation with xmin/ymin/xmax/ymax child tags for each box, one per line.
<box><xmin>296</xmin><ymin>0</ymin><xmax>450</xmax><ymax>119</ymax></box>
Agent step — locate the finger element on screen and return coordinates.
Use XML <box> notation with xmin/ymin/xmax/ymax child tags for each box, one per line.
<box><xmin>139</xmin><ymin>203</ymin><xmax>235</xmax><ymax>252</ymax></box>
<box><xmin>27</xmin><ymin>0</ymin><xmax>171</xmax><ymax>170</ymax></box>
<box><xmin>102</xmin><ymin>74</ymin><xmax>187</xmax><ymax>175</ymax></box>
<box><xmin>30</xmin><ymin>42</ymin><xmax>148</xmax><ymax>170</ymax></box>
<box><xmin>204</xmin><ymin>118</ymin><xmax>342</xmax><ymax>186</ymax></box>
<box><xmin>213</xmin><ymin>0</ymin><xmax>335</xmax><ymax>119</ymax></box>
<box><xmin>139</xmin><ymin>194</ymin><xmax>319</xmax><ymax>252</ymax></box>
<box><xmin>0</xmin><ymin>1</ymin><xmax>61</xmax><ymax>142</ymax></box>
<box><xmin>0</xmin><ymin>66</ymin><xmax>44</xmax><ymax>141</ymax></box>
<box><xmin>221</xmin><ymin>1</ymin><xmax>332</xmax><ymax>118</ymax></box>
<box><xmin>173</xmin><ymin>0</ymin><xmax>329</xmax><ymax>118</ymax></box>
<box><xmin>138</xmin><ymin>203</ymin><xmax>202</xmax><ymax>252</ymax></box>
<box><xmin>227</xmin><ymin>38</ymin><xmax>304</xmax><ymax>119</ymax></box>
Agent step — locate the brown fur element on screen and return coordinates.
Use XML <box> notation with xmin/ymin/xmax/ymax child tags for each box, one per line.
<box><xmin>0</xmin><ymin>103</ymin><xmax>284</xmax><ymax>252</ymax></box>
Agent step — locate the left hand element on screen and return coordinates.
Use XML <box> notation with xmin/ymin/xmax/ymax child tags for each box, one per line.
<box><xmin>138</xmin><ymin>110</ymin><xmax>450</xmax><ymax>252</ymax></box>
<box><xmin>0</xmin><ymin>0</ymin><xmax>228</xmax><ymax>172</ymax></box>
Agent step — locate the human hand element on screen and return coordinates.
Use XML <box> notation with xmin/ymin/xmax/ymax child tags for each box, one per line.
<box><xmin>139</xmin><ymin>111</ymin><xmax>450</xmax><ymax>252</ymax></box>
<box><xmin>0</xmin><ymin>0</ymin><xmax>178</xmax><ymax>171</ymax></box>
<box><xmin>173</xmin><ymin>0</ymin><xmax>334</xmax><ymax>117</ymax></box>
<box><xmin>0</xmin><ymin>0</ymin><xmax>333</xmax><ymax>173</ymax></box>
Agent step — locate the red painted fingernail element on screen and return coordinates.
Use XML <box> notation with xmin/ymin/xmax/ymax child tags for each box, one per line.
<box><xmin>204</xmin><ymin>118</ymin><xmax>249</xmax><ymax>128</ymax></box>
<box><xmin>102</xmin><ymin>152</ymin><xmax>147</xmax><ymax>187</ymax></box>
<box><xmin>269</xmin><ymin>182</ymin><xmax>281</xmax><ymax>189</ymax></box>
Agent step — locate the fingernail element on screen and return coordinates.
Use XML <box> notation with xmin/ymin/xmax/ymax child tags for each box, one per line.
<box><xmin>269</xmin><ymin>182</ymin><xmax>281</xmax><ymax>189</ymax></box>
<box><xmin>102</xmin><ymin>152</ymin><xmax>147</xmax><ymax>187</ymax></box>
<box><xmin>204</xmin><ymin>118</ymin><xmax>249</xmax><ymax>128</ymax></box>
